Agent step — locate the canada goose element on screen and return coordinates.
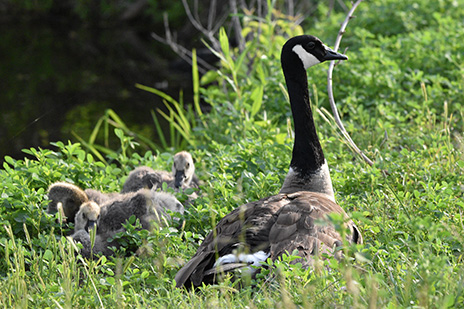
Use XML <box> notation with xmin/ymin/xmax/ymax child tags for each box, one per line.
<box><xmin>47</xmin><ymin>182</ymin><xmax>89</xmax><ymax>223</ymax></box>
<box><xmin>74</xmin><ymin>189</ymin><xmax>184</xmax><ymax>234</ymax></box>
<box><xmin>72</xmin><ymin>189</ymin><xmax>184</xmax><ymax>258</ymax></box>
<box><xmin>47</xmin><ymin>182</ymin><xmax>118</xmax><ymax>223</ymax></box>
<box><xmin>98</xmin><ymin>189</ymin><xmax>184</xmax><ymax>234</ymax></box>
<box><xmin>121</xmin><ymin>166</ymin><xmax>159</xmax><ymax>193</ymax></box>
<box><xmin>150</xmin><ymin>190</ymin><xmax>185</xmax><ymax>216</ymax></box>
<box><xmin>174</xmin><ymin>35</ymin><xmax>362</xmax><ymax>289</ymax></box>
<box><xmin>74</xmin><ymin>201</ymin><xmax>100</xmax><ymax>232</ymax></box>
<box><xmin>84</xmin><ymin>188</ymin><xmax>120</xmax><ymax>205</ymax></box>
<box><xmin>171</xmin><ymin>151</ymin><xmax>199</xmax><ymax>189</ymax></box>
<box><xmin>121</xmin><ymin>151</ymin><xmax>200</xmax><ymax>193</ymax></box>
<box><xmin>70</xmin><ymin>229</ymin><xmax>117</xmax><ymax>259</ymax></box>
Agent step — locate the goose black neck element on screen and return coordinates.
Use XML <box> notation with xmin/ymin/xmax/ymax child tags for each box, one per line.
<box><xmin>283</xmin><ymin>61</ymin><xmax>325</xmax><ymax>178</ymax></box>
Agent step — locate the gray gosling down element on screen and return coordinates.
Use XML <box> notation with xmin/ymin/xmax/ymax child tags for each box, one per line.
<box><xmin>47</xmin><ymin>182</ymin><xmax>120</xmax><ymax>223</ymax></box>
<box><xmin>47</xmin><ymin>182</ymin><xmax>89</xmax><ymax>223</ymax></box>
<box><xmin>97</xmin><ymin>189</ymin><xmax>184</xmax><ymax>234</ymax></box>
<box><xmin>74</xmin><ymin>189</ymin><xmax>184</xmax><ymax>233</ymax></box>
<box><xmin>70</xmin><ymin>229</ymin><xmax>116</xmax><ymax>259</ymax></box>
<box><xmin>71</xmin><ymin>189</ymin><xmax>184</xmax><ymax>258</ymax></box>
<box><xmin>122</xmin><ymin>151</ymin><xmax>200</xmax><ymax>193</ymax></box>
<box><xmin>84</xmin><ymin>188</ymin><xmax>120</xmax><ymax>205</ymax></box>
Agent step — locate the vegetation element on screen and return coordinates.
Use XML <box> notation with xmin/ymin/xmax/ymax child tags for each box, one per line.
<box><xmin>1</xmin><ymin>0</ymin><xmax>464</xmax><ymax>307</ymax></box>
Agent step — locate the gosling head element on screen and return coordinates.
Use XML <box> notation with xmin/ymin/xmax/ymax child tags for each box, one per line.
<box><xmin>74</xmin><ymin>201</ymin><xmax>100</xmax><ymax>232</ymax></box>
<box><xmin>172</xmin><ymin>151</ymin><xmax>195</xmax><ymax>188</ymax></box>
<box><xmin>47</xmin><ymin>182</ymin><xmax>89</xmax><ymax>222</ymax></box>
<box><xmin>151</xmin><ymin>191</ymin><xmax>185</xmax><ymax>215</ymax></box>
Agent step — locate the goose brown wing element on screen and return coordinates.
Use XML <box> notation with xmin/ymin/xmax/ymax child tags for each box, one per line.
<box><xmin>174</xmin><ymin>194</ymin><xmax>290</xmax><ymax>288</ymax></box>
<box><xmin>269</xmin><ymin>191</ymin><xmax>362</xmax><ymax>267</ymax></box>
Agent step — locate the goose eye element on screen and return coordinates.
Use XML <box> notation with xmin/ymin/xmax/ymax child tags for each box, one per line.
<box><xmin>186</xmin><ymin>163</ymin><xmax>190</xmax><ymax>169</ymax></box>
<box><xmin>306</xmin><ymin>42</ymin><xmax>315</xmax><ymax>49</ymax></box>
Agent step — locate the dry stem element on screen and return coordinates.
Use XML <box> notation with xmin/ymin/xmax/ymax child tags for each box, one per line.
<box><xmin>327</xmin><ymin>0</ymin><xmax>374</xmax><ymax>166</ymax></box>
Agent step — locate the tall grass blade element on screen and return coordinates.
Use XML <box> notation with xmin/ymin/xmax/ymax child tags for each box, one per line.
<box><xmin>191</xmin><ymin>48</ymin><xmax>203</xmax><ymax>118</ymax></box>
<box><xmin>135</xmin><ymin>83</ymin><xmax>178</xmax><ymax>106</ymax></box>
<box><xmin>72</xmin><ymin>131</ymin><xmax>108</xmax><ymax>164</ymax></box>
<box><xmin>157</xmin><ymin>107</ymin><xmax>194</xmax><ymax>146</ymax></box>
<box><xmin>151</xmin><ymin>110</ymin><xmax>168</xmax><ymax>149</ymax></box>
<box><xmin>89</xmin><ymin>117</ymin><xmax>104</xmax><ymax>145</ymax></box>
<box><xmin>107</xmin><ymin>109</ymin><xmax>131</xmax><ymax>130</ymax></box>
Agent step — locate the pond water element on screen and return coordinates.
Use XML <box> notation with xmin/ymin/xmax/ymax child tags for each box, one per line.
<box><xmin>0</xmin><ymin>19</ymin><xmax>193</xmax><ymax>163</ymax></box>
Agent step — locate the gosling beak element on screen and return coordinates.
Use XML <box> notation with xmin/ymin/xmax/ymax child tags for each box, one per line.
<box><xmin>323</xmin><ymin>46</ymin><xmax>348</xmax><ymax>61</ymax></box>
<box><xmin>85</xmin><ymin>220</ymin><xmax>97</xmax><ymax>232</ymax></box>
<box><xmin>174</xmin><ymin>170</ymin><xmax>185</xmax><ymax>188</ymax></box>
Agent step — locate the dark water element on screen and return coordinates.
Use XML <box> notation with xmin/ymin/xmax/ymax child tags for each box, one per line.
<box><xmin>0</xmin><ymin>20</ymin><xmax>193</xmax><ymax>163</ymax></box>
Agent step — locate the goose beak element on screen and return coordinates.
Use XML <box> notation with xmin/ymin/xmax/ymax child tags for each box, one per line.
<box><xmin>323</xmin><ymin>47</ymin><xmax>348</xmax><ymax>61</ymax></box>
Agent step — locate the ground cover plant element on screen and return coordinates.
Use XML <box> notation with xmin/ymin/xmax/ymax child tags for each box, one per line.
<box><xmin>1</xmin><ymin>0</ymin><xmax>464</xmax><ymax>307</ymax></box>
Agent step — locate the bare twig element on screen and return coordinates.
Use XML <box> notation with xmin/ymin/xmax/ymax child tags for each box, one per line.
<box><xmin>327</xmin><ymin>0</ymin><xmax>374</xmax><ymax>166</ymax></box>
<box><xmin>337</xmin><ymin>0</ymin><xmax>349</xmax><ymax>12</ymax></box>
<box><xmin>208</xmin><ymin>0</ymin><xmax>217</xmax><ymax>30</ymax></box>
<box><xmin>151</xmin><ymin>32</ymin><xmax>215</xmax><ymax>74</ymax></box>
<box><xmin>150</xmin><ymin>13</ymin><xmax>216</xmax><ymax>74</ymax></box>
<box><xmin>230</xmin><ymin>0</ymin><xmax>245</xmax><ymax>52</ymax></box>
<box><xmin>181</xmin><ymin>0</ymin><xmax>221</xmax><ymax>51</ymax></box>
<box><xmin>287</xmin><ymin>0</ymin><xmax>294</xmax><ymax>17</ymax></box>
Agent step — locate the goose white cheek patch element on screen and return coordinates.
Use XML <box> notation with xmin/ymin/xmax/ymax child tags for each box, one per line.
<box><xmin>292</xmin><ymin>45</ymin><xmax>321</xmax><ymax>69</ymax></box>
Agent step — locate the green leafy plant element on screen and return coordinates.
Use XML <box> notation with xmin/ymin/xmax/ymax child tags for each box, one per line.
<box><xmin>1</xmin><ymin>0</ymin><xmax>464</xmax><ymax>307</ymax></box>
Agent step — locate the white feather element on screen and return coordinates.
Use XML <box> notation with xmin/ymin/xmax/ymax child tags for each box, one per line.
<box><xmin>214</xmin><ymin>250</ymin><xmax>270</xmax><ymax>267</ymax></box>
<box><xmin>292</xmin><ymin>45</ymin><xmax>320</xmax><ymax>69</ymax></box>
<box><xmin>283</xmin><ymin>161</ymin><xmax>335</xmax><ymax>201</ymax></box>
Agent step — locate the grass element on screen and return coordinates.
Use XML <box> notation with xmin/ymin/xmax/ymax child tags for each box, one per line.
<box><xmin>1</xmin><ymin>0</ymin><xmax>464</xmax><ymax>307</ymax></box>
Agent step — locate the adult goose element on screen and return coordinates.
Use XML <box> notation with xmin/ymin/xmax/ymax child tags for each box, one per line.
<box><xmin>174</xmin><ymin>35</ymin><xmax>362</xmax><ymax>289</ymax></box>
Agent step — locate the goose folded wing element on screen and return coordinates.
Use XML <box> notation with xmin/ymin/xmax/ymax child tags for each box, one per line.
<box><xmin>269</xmin><ymin>191</ymin><xmax>361</xmax><ymax>266</ymax></box>
<box><xmin>174</xmin><ymin>194</ymin><xmax>289</xmax><ymax>288</ymax></box>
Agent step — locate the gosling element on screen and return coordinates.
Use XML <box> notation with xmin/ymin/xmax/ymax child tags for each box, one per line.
<box><xmin>47</xmin><ymin>182</ymin><xmax>89</xmax><ymax>223</ymax></box>
<box><xmin>122</xmin><ymin>151</ymin><xmax>200</xmax><ymax>193</ymax></box>
<box><xmin>72</xmin><ymin>189</ymin><xmax>184</xmax><ymax>258</ymax></box>
<box><xmin>74</xmin><ymin>189</ymin><xmax>184</xmax><ymax>234</ymax></box>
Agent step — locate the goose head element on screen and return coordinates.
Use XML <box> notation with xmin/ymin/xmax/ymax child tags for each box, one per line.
<box><xmin>172</xmin><ymin>151</ymin><xmax>195</xmax><ymax>188</ymax></box>
<box><xmin>74</xmin><ymin>201</ymin><xmax>100</xmax><ymax>232</ymax></box>
<box><xmin>282</xmin><ymin>35</ymin><xmax>347</xmax><ymax>71</ymax></box>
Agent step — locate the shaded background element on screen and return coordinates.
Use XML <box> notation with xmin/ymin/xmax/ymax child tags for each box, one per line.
<box><xmin>0</xmin><ymin>0</ymin><xmax>208</xmax><ymax>163</ymax></box>
<box><xmin>0</xmin><ymin>0</ymin><xmax>319</xmax><ymax>163</ymax></box>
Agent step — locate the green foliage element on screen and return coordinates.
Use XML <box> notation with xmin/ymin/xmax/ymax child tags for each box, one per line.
<box><xmin>135</xmin><ymin>83</ymin><xmax>200</xmax><ymax>150</ymax></box>
<box><xmin>72</xmin><ymin>109</ymin><xmax>159</xmax><ymax>164</ymax></box>
<box><xmin>1</xmin><ymin>0</ymin><xmax>464</xmax><ymax>307</ymax></box>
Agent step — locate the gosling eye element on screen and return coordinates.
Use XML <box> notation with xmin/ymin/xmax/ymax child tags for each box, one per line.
<box><xmin>306</xmin><ymin>42</ymin><xmax>316</xmax><ymax>49</ymax></box>
<box><xmin>186</xmin><ymin>163</ymin><xmax>190</xmax><ymax>169</ymax></box>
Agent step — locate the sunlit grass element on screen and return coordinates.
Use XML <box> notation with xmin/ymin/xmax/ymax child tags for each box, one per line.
<box><xmin>1</xmin><ymin>0</ymin><xmax>464</xmax><ymax>307</ymax></box>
